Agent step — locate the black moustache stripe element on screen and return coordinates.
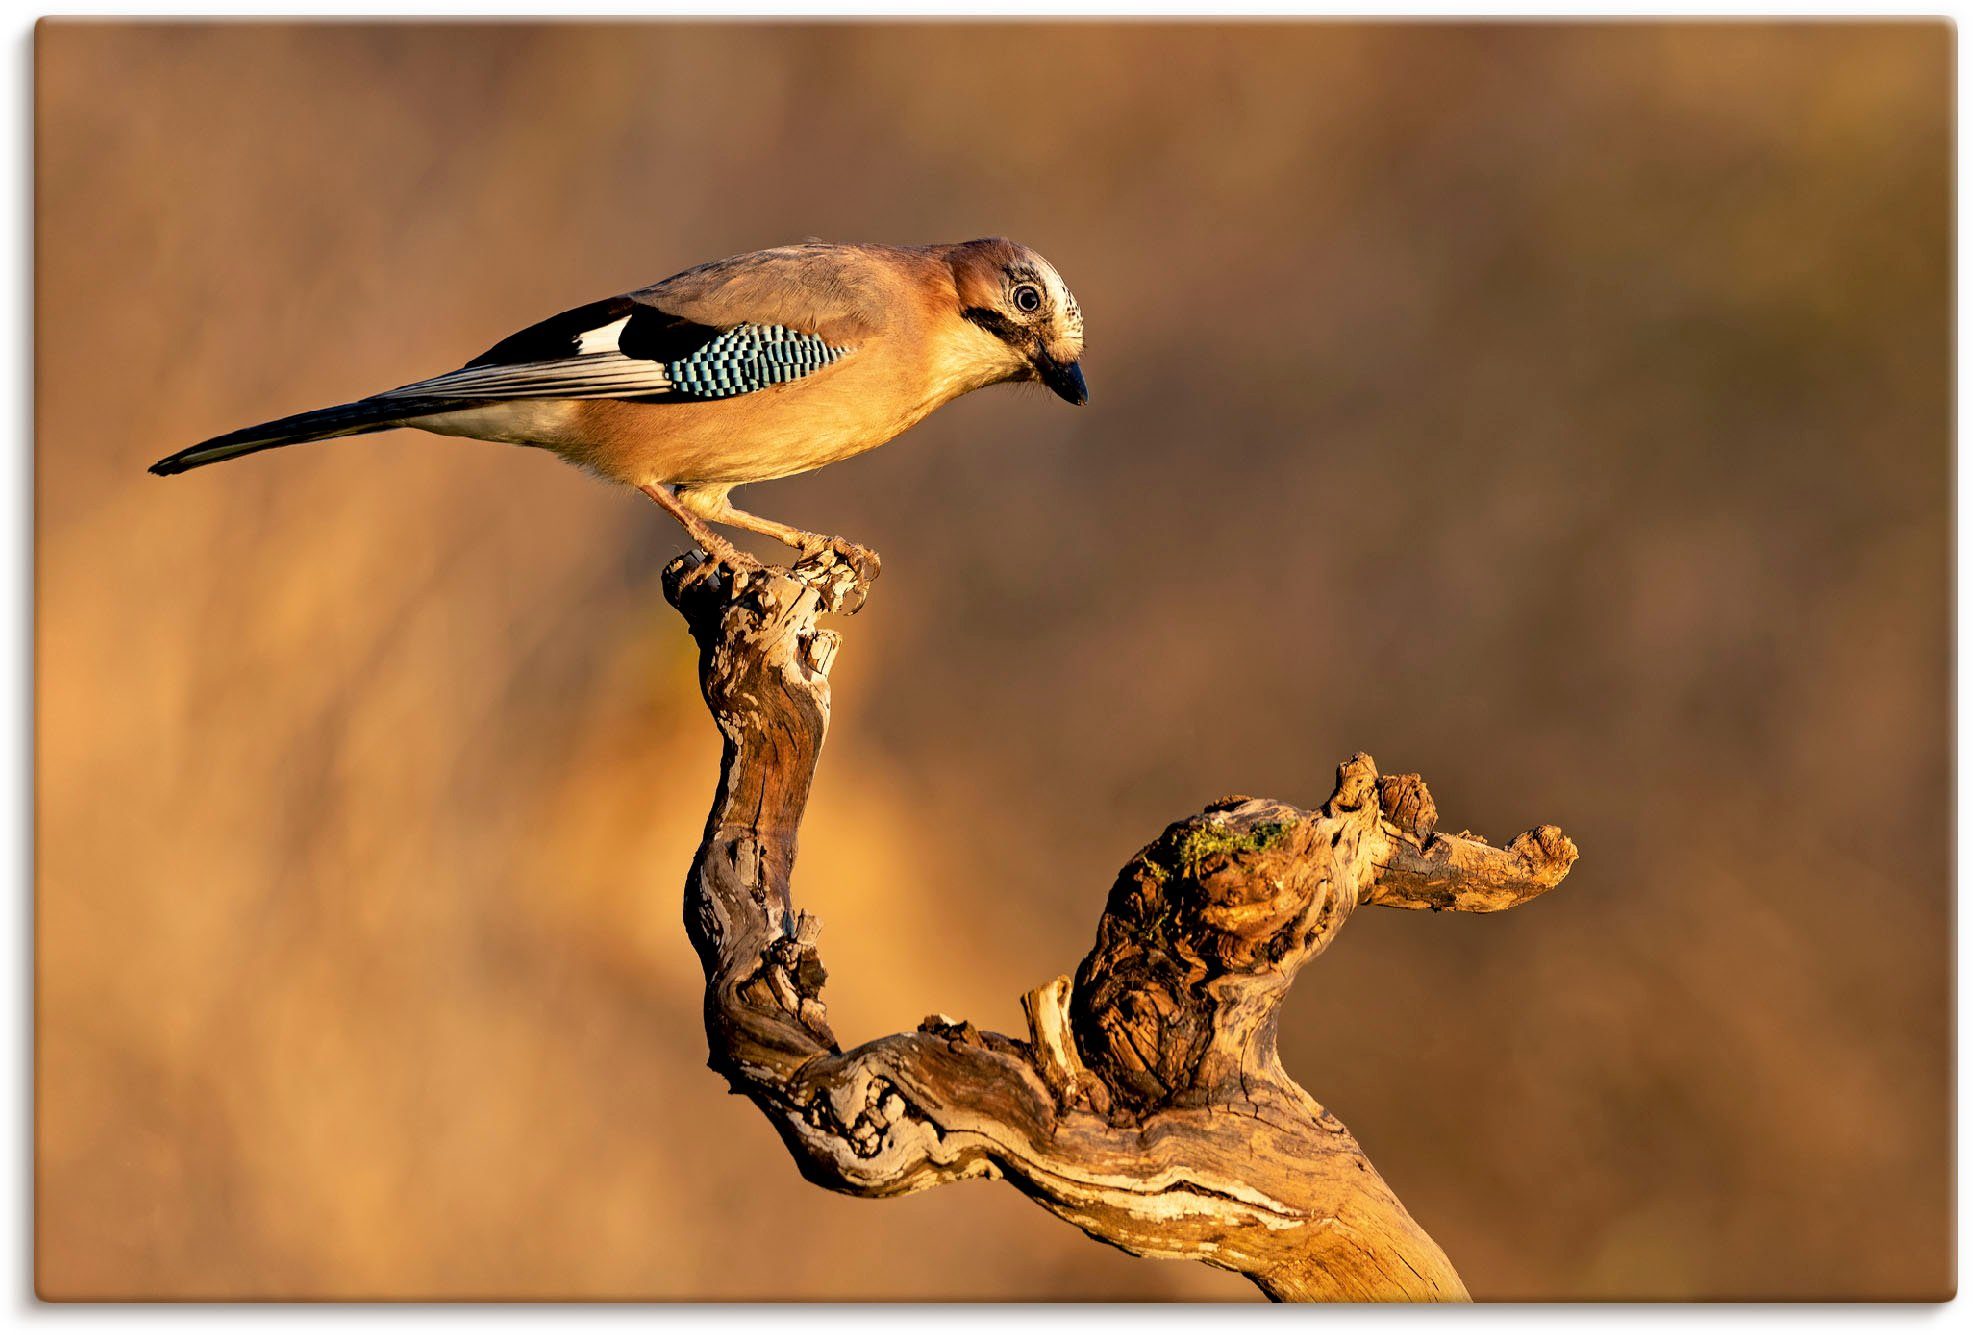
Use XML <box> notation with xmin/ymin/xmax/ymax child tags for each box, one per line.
<box><xmin>961</xmin><ymin>305</ymin><xmax>1026</xmax><ymax>345</ymax></box>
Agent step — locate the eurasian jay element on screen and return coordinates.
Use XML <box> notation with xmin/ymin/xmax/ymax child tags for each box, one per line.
<box><xmin>150</xmin><ymin>237</ymin><xmax>1087</xmax><ymax>566</ymax></box>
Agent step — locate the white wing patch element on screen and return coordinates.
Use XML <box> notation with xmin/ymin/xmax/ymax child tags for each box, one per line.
<box><xmin>576</xmin><ymin>316</ymin><xmax>630</xmax><ymax>354</ymax></box>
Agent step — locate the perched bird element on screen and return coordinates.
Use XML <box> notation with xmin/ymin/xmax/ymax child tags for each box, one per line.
<box><xmin>150</xmin><ymin>238</ymin><xmax>1087</xmax><ymax>568</ymax></box>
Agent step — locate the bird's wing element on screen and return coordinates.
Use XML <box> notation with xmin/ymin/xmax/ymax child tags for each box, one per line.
<box><xmin>379</xmin><ymin>284</ymin><xmax>859</xmax><ymax>405</ymax></box>
<box><xmin>625</xmin><ymin>243</ymin><xmax>889</xmax><ymax>347</ymax></box>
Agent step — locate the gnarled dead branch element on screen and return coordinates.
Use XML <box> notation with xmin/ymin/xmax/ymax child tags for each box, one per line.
<box><xmin>660</xmin><ymin>551</ymin><xmax>1577</xmax><ymax>1302</ymax></box>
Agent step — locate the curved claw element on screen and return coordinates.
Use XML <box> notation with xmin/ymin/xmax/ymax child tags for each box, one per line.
<box><xmin>790</xmin><ymin>538</ymin><xmax>882</xmax><ymax>615</ymax></box>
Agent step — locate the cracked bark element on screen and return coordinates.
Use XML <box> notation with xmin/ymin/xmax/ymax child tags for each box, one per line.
<box><xmin>660</xmin><ymin>551</ymin><xmax>1578</xmax><ymax>1302</ymax></box>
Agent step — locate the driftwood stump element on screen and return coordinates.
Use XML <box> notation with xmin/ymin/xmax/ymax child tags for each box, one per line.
<box><xmin>661</xmin><ymin>551</ymin><xmax>1577</xmax><ymax>1302</ymax></box>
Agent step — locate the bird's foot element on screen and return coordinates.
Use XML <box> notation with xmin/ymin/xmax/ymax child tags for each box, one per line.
<box><xmin>696</xmin><ymin>533</ymin><xmax>765</xmax><ymax>574</ymax></box>
<box><xmin>795</xmin><ymin>534</ymin><xmax>881</xmax><ymax>584</ymax></box>
<box><xmin>662</xmin><ymin>534</ymin><xmax>879</xmax><ymax>617</ymax></box>
<box><xmin>791</xmin><ymin>536</ymin><xmax>882</xmax><ymax>615</ymax></box>
<box><xmin>660</xmin><ymin>535</ymin><xmax>765</xmax><ymax>608</ymax></box>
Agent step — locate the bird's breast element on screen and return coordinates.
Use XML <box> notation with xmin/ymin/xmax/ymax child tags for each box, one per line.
<box><xmin>559</xmin><ymin>341</ymin><xmax>964</xmax><ymax>488</ymax></box>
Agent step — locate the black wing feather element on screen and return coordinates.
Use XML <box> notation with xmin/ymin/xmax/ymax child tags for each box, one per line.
<box><xmin>467</xmin><ymin>297</ymin><xmax>726</xmax><ymax>369</ymax></box>
<box><xmin>466</xmin><ymin>295</ymin><xmax>637</xmax><ymax>366</ymax></box>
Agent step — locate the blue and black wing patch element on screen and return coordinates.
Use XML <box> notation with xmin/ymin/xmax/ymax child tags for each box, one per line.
<box><xmin>661</xmin><ymin>324</ymin><xmax>851</xmax><ymax>399</ymax></box>
<box><xmin>440</xmin><ymin>302</ymin><xmax>850</xmax><ymax>403</ymax></box>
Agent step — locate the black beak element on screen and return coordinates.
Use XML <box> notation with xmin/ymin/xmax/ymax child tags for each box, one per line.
<box><xmin>1036</xmin><ymin>356</ymin><xmax>1088</xmax><ymax>406</ymax></box>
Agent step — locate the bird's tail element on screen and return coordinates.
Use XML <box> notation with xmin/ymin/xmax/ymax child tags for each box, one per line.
<box><xmin>148</xmin><ymin>398</ymin><xmax>412</xmax><ymax>476</ymax></box>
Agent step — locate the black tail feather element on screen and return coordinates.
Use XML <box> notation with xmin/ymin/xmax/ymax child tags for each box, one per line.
<box><xmin>149</xmin><ymin>399</ymin><xmax>415</xmax><ymax>476</ymax></box>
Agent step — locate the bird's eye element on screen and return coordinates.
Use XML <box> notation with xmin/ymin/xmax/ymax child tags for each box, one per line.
<box><xmin>1012</xmin><ymin>284</ymin><xmax>1043</xmax><ymax>314</ymax></box>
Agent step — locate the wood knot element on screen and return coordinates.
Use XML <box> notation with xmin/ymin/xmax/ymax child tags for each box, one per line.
<box><xmin>1508</xmin><ymin>824</ymin><xmax>1579</xmax><ymax>873</ymax></box>
<box><xmin>1069</xmin><ymin>799</ymin><xmax>1332</xmax><ymax>1118</ymax></box>
<box><xmin>1329</xmin><ymin>753</ymin><xmax>1379</xmax><ymax>813</ymax></box>
<box><xmin>1376</xmin><ymin>774</ymin><xmax>1438</xmax><ymax>838</ymax></box>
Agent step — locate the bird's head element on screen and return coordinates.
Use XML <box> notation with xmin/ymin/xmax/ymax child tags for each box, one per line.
<box><xmin>943</xmin><ymin>238</ymin><xmax>1087</xmax><ymax>406</ymax></box>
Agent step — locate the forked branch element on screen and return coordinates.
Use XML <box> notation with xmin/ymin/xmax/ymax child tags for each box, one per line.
<box><xmin>661</xmin><ymin>552</ymin><xmax>1577</xmax><ymax>1302</ymax></box>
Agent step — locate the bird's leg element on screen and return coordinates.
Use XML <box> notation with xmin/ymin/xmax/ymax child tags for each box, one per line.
<box><xmin>672</xmin><ymin>485</ymin><xmax>881</xmax><ymax>585</ymax></box>
<box><xmin>670</xmin><ymin>484</ymin><xmax>823</xmax><ymax>552</ymax></box>
<box><xmin>638</xmin><ymin>483</ymin><xmax>760</xmax><ymax>571</ymax></box>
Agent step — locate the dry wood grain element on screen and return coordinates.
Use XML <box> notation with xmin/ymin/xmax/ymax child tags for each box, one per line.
<box><xmin>660</xmin><ymin>551</ymin><xmax>1578</xmax><ymax>1301</ymax></box>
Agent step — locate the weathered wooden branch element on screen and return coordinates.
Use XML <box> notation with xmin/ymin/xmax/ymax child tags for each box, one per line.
<box><xmin>660</xmin><ymin>551</ymin><xmax>1578</xmax><ymax>1302</ymax></box>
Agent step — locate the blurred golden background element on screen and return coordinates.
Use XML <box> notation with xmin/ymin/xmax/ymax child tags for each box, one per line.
<box><xmin>35</xmin><ymin>20</ymin><xmax>1950</xmax><ymax>1300</ymax></box>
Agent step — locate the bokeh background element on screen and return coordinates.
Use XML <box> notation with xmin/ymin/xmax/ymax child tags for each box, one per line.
<box><xmin>35</xmin><ymin>20</ymin><xmax>1950</xmax><ymax>1301</ymax></box>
